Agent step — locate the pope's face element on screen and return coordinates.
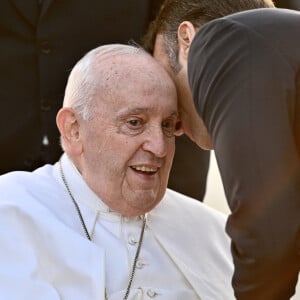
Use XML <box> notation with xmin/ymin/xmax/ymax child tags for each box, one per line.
<box><xmin>79</xmin><ymin>57</ymin><xmax>178</xmax><ymax>216</ymax></box>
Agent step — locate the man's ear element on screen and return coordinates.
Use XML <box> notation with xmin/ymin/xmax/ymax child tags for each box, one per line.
<box><xmin>177</xmin><ymin>21</ymin><xmax>196</xmax><ymax>61</ymax></box>
<box><xmin>56</xmin><ymin>108</ymin><xmax>83</xmax><ymax>156</ymax></box>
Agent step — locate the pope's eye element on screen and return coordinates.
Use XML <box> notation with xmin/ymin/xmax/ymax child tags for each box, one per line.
<box><xmin>162</xmin><ymin>119</ymin><xmax>176</xmax><ymax>137</ymax></box>
<box><xmin>128</xmin><ymin>119</ymin><xmax>141</xmax><ymax>127</ymax></box>
<box><xmin>118</xmin><ymin>116</ymin><xmax>145</xmax><ymax>136</ymax></box>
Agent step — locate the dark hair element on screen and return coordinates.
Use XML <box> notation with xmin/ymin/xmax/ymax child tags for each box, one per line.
<box><xmin>142</xmin><ymin>0</ymin><xmax>274</xmax><ymax>71</ymax></box>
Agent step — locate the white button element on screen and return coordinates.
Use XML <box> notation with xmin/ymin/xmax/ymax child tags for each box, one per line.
<box><xmin>42</xmin><ymin>135</ymin><xmax>49</xmax><ymax>146</ymax></box>
<box><xmin>147</xmin><ymin>289</ymin><xmax>157</xmax><ymax>298</ymax></box>
<box><xmin>128</xmin><ymin>236</ymin><xmax>137</xmax><ymax>245</ymax></box>
<box><xmin>136</xmin><ymin>260</ymin><xmax>146</xmax><ymax>269</ymax></box>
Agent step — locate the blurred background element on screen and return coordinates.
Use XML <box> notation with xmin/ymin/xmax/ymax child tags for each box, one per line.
<box><xmin>276</xmin><ymin>0</ymin><xmax>300</xmax><ymax>9</ymax></box>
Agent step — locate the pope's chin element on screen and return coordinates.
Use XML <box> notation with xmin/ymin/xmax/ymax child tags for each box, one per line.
<box><xmin>123</xmin><ymin>186</ymin><xmax>166</xmax><ymax>216</ymax></box>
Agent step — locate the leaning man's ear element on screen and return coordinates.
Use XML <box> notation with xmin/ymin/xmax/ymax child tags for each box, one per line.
<box><xmin>56</xmin><ymin>107</ymin><xmax>83</xmax><ymax>156</ymax></box>
<box><xmin>177</xmin><ymin>21</ymin><xmax>196</xmax><ymax>60</ymax></box>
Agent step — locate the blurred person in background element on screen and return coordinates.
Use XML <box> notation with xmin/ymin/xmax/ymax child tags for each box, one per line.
<box><xmin>0</xmin><ymin>0</ymin><xmax>209</xmax><ymax>201</ymax></box>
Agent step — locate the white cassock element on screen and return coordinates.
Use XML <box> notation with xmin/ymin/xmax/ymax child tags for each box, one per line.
<box><xmin>0</xmin><ymin>154</ymin><xmax>234</xmax><ymax>300</ymax></box>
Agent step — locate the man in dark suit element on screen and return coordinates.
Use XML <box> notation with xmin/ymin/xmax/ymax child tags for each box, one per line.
<box><xmin>188</xmin><ymin>8</ymin><xmax>300</xmax><ymax>299</ymax></box>
<box><xmin>145</xmin><ymin>1</ymin><xmax>300</xmax><ymax>298</ymax></box>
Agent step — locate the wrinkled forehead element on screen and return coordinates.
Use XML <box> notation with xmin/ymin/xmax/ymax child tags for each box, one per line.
<box><xmin>92</xmin><ymin>54</ymin><xmax>177</xmax><ymax>115</ymax></box>
<box><xmin>99</xmin><ymin>54</ymin><xmax>166</xmax><ymax>85</ymax></box>
<box><xmin>96</xmin><ymin>53</ymin><xmax>175</xmax><ymax>97</ymax></box>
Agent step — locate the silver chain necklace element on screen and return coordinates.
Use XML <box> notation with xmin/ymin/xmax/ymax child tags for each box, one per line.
<box><xmin>59</xmin><ymin>158</ymin><xmax>146</xmax><ymax>300</ymax></box>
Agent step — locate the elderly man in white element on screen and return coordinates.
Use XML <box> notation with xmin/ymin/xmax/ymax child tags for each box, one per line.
<box><xmin>0</xmin><ymin>44</ymin><xmax>233</xmax><ymax>300</ymax></box>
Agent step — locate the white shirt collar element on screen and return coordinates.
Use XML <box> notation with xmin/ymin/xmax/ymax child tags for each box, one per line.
<box><xmin>58</xmin><ymin>153</ymin><xmax>111</xmax><ymax>213</ymax></box>
<box><xmin>56</xmin><ymin>154</ymin><xmax>143</xmax><ymax>233</ymax></box>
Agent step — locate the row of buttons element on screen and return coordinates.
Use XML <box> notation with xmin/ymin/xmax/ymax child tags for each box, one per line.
<box><xmin>123</xmin><ymin>217</ymin><xmax>161</xmax><ymax>299</ymax></box>
<box><xmin>128</xmin><ymin>234</ymin><xmax>148</xmax><ymax>270</ymax></box>
<box><xmin>125</xmin><ymin>220</ymin><xmax>158</xmax><ymax>297</ymax></box>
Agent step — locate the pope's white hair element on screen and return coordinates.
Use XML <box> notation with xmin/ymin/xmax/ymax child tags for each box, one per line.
<box><xmin>63</xmin><ymin>44</ymin><xmax>147</xmax><ymax>120</ymax></box>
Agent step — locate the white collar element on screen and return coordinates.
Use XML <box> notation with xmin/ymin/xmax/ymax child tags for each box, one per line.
<box><xmin>56</xmin><ymin>154</ymin><xmax>143</xmax><ymax>233</ymax></box>
<box><xmin>58</xmin><ymin>153</ymin><xmax>110</xmax><ymax>213</ymax></box>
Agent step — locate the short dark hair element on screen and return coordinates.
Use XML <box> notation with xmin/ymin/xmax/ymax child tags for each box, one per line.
<box><xmin>142</xmin><ymin>0</ymin><xmax>275</xmax><ymax>71</ymax></box>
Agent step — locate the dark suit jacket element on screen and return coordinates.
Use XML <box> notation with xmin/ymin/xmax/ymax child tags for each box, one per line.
<box><xmin>188</xmin><ymin>8</ymin><xmax>300</xmax><ymax>300</ymax></box>
<box><xmin>0</xmin><ymin>0</ymin><xmax>150</xmax><ymax>173</ymax></box>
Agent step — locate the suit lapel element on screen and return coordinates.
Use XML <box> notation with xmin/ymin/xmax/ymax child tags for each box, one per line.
<box><xmin>39</xmin><ymin>0</ymin><xmax>55</xmax><ymax>18</ymax></box>
<box><xmin>10</xmin><ymin>0</ymin><xmax>54</xmax><ymax>25</ymax></box>
<box><xmin>10</xmin><ymin>0</ymin><xmax>39</xmax><ymax>26</ymax></box>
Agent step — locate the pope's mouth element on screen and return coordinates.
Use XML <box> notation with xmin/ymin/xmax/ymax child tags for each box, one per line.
<box><xmin>130</xmin><ymin>165</ymin><xmax>158</xmax><ymax>175</ymax></box>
